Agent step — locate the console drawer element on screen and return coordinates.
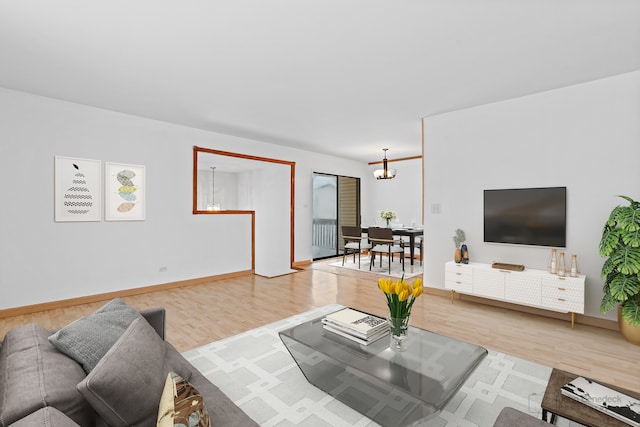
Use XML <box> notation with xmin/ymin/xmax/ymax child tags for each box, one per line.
<box><xmin>542</xmin><ymin>294</ymin><xmax>584</xmax><ymax>313</ymax></box>
<box><xmin>445</xmin><ymin>277</ymin><xmax>473</xmax><ymax>293</ymax></box>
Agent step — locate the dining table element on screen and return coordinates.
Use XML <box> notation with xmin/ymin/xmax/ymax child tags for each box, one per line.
<box><xmin>362</xmin><ymin>227</ymin><xmax>423</xmax><ymax>266</ymax></box>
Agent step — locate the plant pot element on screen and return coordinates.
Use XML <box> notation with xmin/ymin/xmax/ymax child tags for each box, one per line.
<box><xmin>618</xmin><ymin>306</ymin><xmax>640</xmax><ymax>346</ymax></box>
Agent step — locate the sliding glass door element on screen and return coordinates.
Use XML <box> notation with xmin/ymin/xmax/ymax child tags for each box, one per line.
<box><xmin>312</xmin><ymin>173</ymin><xmax>361</xmax><ymax>260</ymax></box>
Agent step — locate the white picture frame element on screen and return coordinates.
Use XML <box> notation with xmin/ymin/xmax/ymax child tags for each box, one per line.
<box><xmin>54</xmin><ymin>156</ymin><xmax>102</xmax><ymax>222</ymax></box>
<box><xmin>105</xmin><ymin>162</ymin><xmax>146</xmax><ymax>221</ymax></box>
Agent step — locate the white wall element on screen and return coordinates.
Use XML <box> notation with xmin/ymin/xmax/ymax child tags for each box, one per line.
<box><xmin>251</xmin><ymin>166</ymin><xmax>293</xmax><ymax>277</ymax></box>
<box><xmin>0</xmin><ymin>88</ymin><xmax>369</xmax><ymax>310</ymax></box>
<box><xmin>423</xmin><ymin>71</ymin><xmax>640</xmax><ymax>320</ymax></box>
<box><xmin>364</xmin><ymin>157</ymin><xmax>423</xmax><ymax>227</ymax></box>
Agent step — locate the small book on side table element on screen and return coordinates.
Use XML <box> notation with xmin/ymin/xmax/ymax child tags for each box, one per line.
<box><xmin>561</xmin><ymin>376</ymin><xmax>640</xmax><ymax>427</ymax></box>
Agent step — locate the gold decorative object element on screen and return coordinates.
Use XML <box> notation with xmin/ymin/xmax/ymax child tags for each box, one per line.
<box><xmin>454</xmin><ymin>248</ymin><xmax>462</xmax><ymax>263</ymax></box>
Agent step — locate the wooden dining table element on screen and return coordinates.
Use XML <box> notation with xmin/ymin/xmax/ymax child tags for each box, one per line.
<box><xmin>362</xmin><ymin>227</ymin><xmax>423</xmax><ymax>266</ymax></box>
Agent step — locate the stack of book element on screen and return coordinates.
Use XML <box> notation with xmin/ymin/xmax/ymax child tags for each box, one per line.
<box><xmin>321</xmin><ymin>308</ymin><xmax>389</xmax><ymax>345</ymax></box>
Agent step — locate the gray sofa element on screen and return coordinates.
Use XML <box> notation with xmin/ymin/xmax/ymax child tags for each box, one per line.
<box><xmin>493</xmin><ymin>407</ymin><xmax>551</xmax><ymax>427</ymax></box>
<box><xmin>0</xmin><ymin>300</ymin><xmax>258</xmax><ymax>427</ymax></box>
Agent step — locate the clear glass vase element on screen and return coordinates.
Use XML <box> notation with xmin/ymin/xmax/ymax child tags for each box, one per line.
<box><xmin>548</xmin><ymin>248</ymin><xmax>557</xmax><ymax>274</ymax></box>
<box><xmin>558</xmin><ymin>252</ymin><xmax>566</xmax><ymax>277</ymax></box>
<box><xmin>570</xmin><ymin>254</ymin><xmax>578</xmax><ymax>277</ymax></box>
<box><xmin>388</xmin><ymin>316</ymin><xmax>410</xmax><ymax>352</ymax></box>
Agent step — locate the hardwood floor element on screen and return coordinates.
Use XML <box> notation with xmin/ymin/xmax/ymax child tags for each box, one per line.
<box><xmin>2</xmin><ymin>259</ymin><xmax>638</xmax><ymax>392</ymax></box>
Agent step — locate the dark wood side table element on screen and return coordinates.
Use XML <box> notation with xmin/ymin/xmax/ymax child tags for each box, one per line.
<box><xmin>541</xmin><ymin>368</ymin><xmax>640</xmax><ymax>426</ymax></box>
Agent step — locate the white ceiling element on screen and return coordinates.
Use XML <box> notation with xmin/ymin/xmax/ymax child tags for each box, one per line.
<box><xmin>1</xmin><ymin>0</ymin><xmax>639</xmax><ymax>163</ymax></box>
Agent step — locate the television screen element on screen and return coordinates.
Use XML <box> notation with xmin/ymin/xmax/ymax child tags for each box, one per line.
<box><xmin>484</xmin><ymin>187</ymin><xmax>566</xmax><ymax>247</ymax></box>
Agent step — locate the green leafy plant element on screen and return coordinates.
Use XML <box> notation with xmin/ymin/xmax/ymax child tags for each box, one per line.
<box><xmin>599</xmin><ymin>195</ymin><xmax>640</xmax><ymax>326</ymax></box>
<box><xmin>453</xmin><ymin>229</ymin><xmax>466</xmax><ymax>248</ymax></box>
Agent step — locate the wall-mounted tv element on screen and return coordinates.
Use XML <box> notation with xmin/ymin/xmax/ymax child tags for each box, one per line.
<box><xmin>484</xmin><ymin>187</ymin><xmax>566</xmax><ymax>247</ymax></box>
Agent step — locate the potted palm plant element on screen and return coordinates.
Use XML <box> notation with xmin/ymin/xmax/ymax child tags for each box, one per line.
<box><xmin>599</xmin><ymin>195</ymin><xmax>640</xmax><ymax>345</ymax></box>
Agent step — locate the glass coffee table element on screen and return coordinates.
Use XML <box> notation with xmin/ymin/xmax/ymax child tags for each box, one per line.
<box><xmin>279</xmin><ymin>308</ymin><xmax>487</xmax><ymax>427</ymax></box>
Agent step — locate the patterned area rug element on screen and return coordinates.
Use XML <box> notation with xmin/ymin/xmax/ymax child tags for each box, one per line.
<box><xmin>329</xmin><ymin>257</ymin><xmax>423</xmax><ymax>279</ymax></box>
<box><xmin>183</xmin><ymin>305</ymin><xmax>582</xmax><ymax>426</ymax></box>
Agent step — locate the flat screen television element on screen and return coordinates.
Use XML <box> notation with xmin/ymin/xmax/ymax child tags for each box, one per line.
<box><xmin>484</xmin><ymin>187</ymin><xmax>566</xmax><ymax>247</ymax></box>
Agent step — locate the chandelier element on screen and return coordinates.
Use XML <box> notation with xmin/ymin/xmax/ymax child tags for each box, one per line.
<box><xmin>373</xmin><ymin>148</ymin><xmax>397</xmax><ymax>180</ymax></box>
<box><xmin>207</xmin><ymin>166</ymin><xmax>221</xmax><ymax>211</ymax></box>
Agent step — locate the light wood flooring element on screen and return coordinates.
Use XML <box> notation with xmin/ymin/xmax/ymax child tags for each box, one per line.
<box><xmin>1</xmin><ymin>258</ymin><xmax>638</xmax><ymax>392</ymax></box>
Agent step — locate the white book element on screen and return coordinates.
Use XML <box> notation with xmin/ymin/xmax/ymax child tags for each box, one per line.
<box><xmin>323</xmin><ymin>308</ymin><xmax>388</xmax><ymax>336</ymax></box>
<box><xmin>561</xmin><ymin>376</ymin><xmax>640</xmax><ymax>427</ymax></box>
<box><xmin>321</xmin><ymin>317</ymin><xmax>388</xmax><ymax>339</ymax></box>
<box><xmin>322</xmin><ymin>324</ymin><xmax>389</xmax><ymax>346</ymax></box>
<box><xmin>321</xmin><ymin>319</ymin><xmax>390</xmax><ymax>341</ymax></box>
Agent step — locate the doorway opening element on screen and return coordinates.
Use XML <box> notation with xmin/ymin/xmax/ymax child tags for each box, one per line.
<box><xmin>312</xmin><ymin>173</ymin><xmax>361</xmax><ymax>260</ymax></box>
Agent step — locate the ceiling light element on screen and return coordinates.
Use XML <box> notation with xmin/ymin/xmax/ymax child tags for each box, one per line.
<box><xmin>207</xmin><ymin>166</ymin><xmax>221</xmax><ymax>211</ymax></box>
<box><xmin>373</xmin><ymin>148</ymin><xmax>396</xmax><ymax>180</ymax></box>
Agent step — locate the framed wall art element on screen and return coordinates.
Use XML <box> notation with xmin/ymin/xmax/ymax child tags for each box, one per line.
<box><xmin>54</xmin><ymin>156</ymin><xmax>102</xmax><ymax>222</ymax></box>
<box><xmin>105</xmin><ymin>162</ymin><xmax>146</xmax><ymax>221</ymax></box>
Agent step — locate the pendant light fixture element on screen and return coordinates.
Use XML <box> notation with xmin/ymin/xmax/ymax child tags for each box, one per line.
<box><xmin>207</xmin><ymin>166</ymin><xmax>221</xmax><ymax>211</ymax></box>
<box><xmin>373</xmin><ymin>148</ymin><xmax>397</xmax><ymax>180</ymax></box>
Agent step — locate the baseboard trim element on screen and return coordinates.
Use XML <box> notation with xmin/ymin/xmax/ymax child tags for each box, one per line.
<box><xmin>425</xmin><ymin>287</ymin><xmax>618</xmax><ymax>331</ymax></box>
<box><xmin>292</xmin><ymin>260</ymin><xmax>312</xmax><ymax>269</ymax></box>
<box><xmin>0</xmin><ymin>270</ymin><xmax>254</xmax><ymax>319</ymax></box>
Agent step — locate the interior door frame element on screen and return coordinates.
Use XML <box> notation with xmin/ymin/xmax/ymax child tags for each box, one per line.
<box><xmin>312</xmin><ymin>172</ymin><xmax>361</xmax><ymax>260</ymax></box>
<box><xmin>193</xmin><ymin>146</ymin><xmax>296</xmax><ymax>270</ymax></box>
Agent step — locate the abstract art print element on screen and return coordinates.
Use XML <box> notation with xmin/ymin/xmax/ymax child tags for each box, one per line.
<box><xmin>54</xmin><ymin>156</ymin><xmax>102</xmax><ymax>222</ymax></box>
<box><xmin>105</xmin><ymin>162</ymin><xmax>145</xmax><ymax>221</ymax></box>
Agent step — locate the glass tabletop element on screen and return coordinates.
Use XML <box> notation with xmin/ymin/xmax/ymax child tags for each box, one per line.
<box><xmin>279</xmin><ymin>308</ymin><xmax>487</xmax><ymax>426</ymax></box>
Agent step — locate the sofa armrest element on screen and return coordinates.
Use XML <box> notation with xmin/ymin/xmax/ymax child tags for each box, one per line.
<box><xmin>139</xmin><ymin>307</ymin><xmax>166</xmax><ymax>340</ymax></box>
<box><xmin>494</xmin><ymin>407</ymin><xmax>551</xmax><ymax>426</ymax></box>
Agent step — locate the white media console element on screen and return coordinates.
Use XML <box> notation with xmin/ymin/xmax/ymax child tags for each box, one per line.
<box><xmin>445</xmin><ymin>261</ymin><xmax>585</xmax><ymax>328</ymax></box>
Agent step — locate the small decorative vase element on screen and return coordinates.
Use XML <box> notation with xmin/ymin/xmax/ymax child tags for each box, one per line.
<box><xmin>454</xmin><ymin>248</ymin><xmax>462</xmax><ymax>263</ymax></box>
<box><xmin>386</xmin><ymin>219</ymin><xmax>391</xmax><ymax>228</ymax></box>
<box><xmin>389</xmin><ymin>316</ymin><xmax>410</xmax><ymax>352</ymax></box>
<box><xmin>549</xmin><ymin>249</ymin><xmax>558</xmax><ymax>274</ymax></box>
<box><xmin>557</xmin><ymin>252</ymin><xmax>566</xmax><ymax>277</ymax></box>
<box><xmin>460</xmin><ymin>244</ymin><xmax>469</xmax><ymax>264</ymax></box>
<box><xmin>570</xmin><ymin>254</ymin><xmax>578</xmax><ymax>277</ymax></box>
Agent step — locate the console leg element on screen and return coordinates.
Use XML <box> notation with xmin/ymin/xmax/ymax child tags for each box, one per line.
<box><xmin>571</xmin><ymin>312</ymin><xmax>575</xmax><ymax>329</ymax></box>
<box><xmin>450</xmin><ymin>290</ymin><xmax>455</xmax><ymax>304</ymax></box>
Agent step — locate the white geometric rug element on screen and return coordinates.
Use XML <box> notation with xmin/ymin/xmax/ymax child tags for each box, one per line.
<box><xmin>183</xmin><ymin>305</ymin><xmax>583</xmax><ymax>426</ymax></box>
<box><xmin>329</xmin><ymin>257</ymin><xmax>423</xmax><ymax>279</ymax></box>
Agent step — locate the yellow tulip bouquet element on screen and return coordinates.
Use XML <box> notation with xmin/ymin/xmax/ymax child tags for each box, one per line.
<box><xmin>378</xmin><ymin>276</ymin><xmax>423</xmax><ymax>337</ymax></box>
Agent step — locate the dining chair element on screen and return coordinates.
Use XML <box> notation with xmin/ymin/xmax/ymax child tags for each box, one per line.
<box><xmin>341</xmin><ymin>226</ymin><xmax>371</xmax><ymax>269</ymax></box>
<box><xmin>368</xmin><ymin>227</ymin><xmax>405</xmax><ymax>274</ymax></box>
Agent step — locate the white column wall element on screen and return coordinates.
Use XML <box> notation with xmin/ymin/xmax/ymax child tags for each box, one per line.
<box><xmin>422</xmin><ymin>71</ymin><xmax>640</xmax><ymax>320</ymax></box>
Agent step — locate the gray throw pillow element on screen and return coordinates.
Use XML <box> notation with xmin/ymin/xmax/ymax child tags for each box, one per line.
<box><xmin>77</xmin><ymin>317</ymin><xmax>194</xmax><ymax>427</ymax></box>
<box><xmin>48</xmin><ymin>298</ymin><xmax>141</xmax><ymax>373</ymax></box>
